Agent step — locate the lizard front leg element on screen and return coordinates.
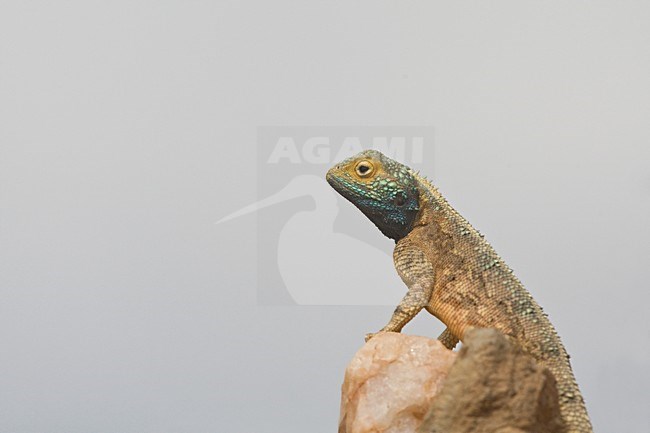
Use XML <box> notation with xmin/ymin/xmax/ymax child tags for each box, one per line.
<box><xmin>366</xmin><ymin>241</ymin><xmax>435</xmax><ymax>342</ymax></box>
<box><xmin>365</xmin><ymin>278</ymin><xmax>433</xmax><ymax>342</ymax></box>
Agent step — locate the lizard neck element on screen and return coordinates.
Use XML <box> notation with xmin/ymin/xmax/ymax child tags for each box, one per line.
<box><xmin>409</xmin><ymin>171</ymin><xmax>478</xmax><ymax>238</ymax></box>
<box><xmin>404</xmin><ymin>171</ymin><xmax>500</xmax><ymax>272</ymax></box>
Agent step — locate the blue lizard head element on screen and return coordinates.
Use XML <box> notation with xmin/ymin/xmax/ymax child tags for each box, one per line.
<box><xmin>326</xmin><ymin>150</ymin><xmax>420</xmax><ymax>241</ymax></box>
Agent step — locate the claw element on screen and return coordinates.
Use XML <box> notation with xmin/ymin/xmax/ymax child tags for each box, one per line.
<box><xmin>364</xmin><ymin>332</ymin><xmax>378</xmax><ymax>342</ymax></box>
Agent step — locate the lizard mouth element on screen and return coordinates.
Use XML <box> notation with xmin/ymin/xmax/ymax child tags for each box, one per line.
<box><xmin>326</xmin><ymin>170</ymin><xmax>356</xmax><ymax>201</ymax></box>
<box><xmin>326</xmin><ymin>171</ymin><xmax>383</xmax><ymax>218</ymax></box>
<box><xmin>325</xmin><ymin>169</ymin><xmax>344</xmax><ymax>192</ymax></box>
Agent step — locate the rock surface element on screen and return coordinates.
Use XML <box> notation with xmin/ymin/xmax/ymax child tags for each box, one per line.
<box><xmin>339</xmin><ymin>332</ymin><xmax>457</xmax><ymax>433</ymax></box>
<box><xmin>419</xmin><ymin>328</ymin><xmax>566</xmax><ymax>433</ymax></box>
<box><xmin>339</xmin><ymin>329</ymin><xmax>566</xmax><ymax>433</ymax></box>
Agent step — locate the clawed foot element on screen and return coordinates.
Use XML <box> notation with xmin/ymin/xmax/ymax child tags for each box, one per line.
<box><xmin>364</xmin><ymin>332</ymin><xmax>377</xmax><ymax>342</ymax></box>
<box><xmin>365</xmin><ymin>330</ymin><xmax>390</xmax><ymax>342</ymax></box>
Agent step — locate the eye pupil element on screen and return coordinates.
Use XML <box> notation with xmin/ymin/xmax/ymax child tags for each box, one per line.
<box><xmin>355</xmin><ymin>161</ymin><xmax>373</xmax><ymax>177</ymax></box>
<box><xmin>394</xmin><ymin>194</ymin><xmax>406</xmax><ymax>206</ymax></box>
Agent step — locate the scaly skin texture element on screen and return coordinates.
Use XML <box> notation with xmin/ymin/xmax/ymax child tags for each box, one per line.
<box><xmin>326</xmin><ymin>150</ymin><xmax>592</xmax><ymax>433</ymax></box>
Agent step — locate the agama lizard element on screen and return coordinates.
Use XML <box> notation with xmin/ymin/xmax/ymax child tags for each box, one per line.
<box><xmin>326</xmin><ymin>150</ymin><xmax>593</xmax><ymax>433</ymax></box>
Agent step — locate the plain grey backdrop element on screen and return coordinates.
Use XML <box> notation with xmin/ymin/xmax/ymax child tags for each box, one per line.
<box><xmin>1</xmin><ymin>2</ymin><xmax>649</xmax><ymax>432</ymax></box>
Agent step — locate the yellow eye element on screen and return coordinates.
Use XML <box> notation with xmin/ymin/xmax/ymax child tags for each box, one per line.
<box><xmin>355</xmin><ymin>160</ymin><xmax>374</xmax><ymax>178</ymax></box>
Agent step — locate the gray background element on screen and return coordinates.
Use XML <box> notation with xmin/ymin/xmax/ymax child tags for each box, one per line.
<box><xmin>1</xmin><ymin>1</ymin><xmax>649</xmax><ymax>432</ymax></box>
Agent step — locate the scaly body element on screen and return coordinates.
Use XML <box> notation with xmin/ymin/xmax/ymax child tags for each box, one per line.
<box><xmin>326</xmin><ymin>150</ymin><xmax>592</xmax><ymax>433</ymax></box>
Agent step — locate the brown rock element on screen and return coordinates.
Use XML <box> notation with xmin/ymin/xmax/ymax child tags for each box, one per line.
<box><xmin>339</xmin><ymin>332</ymin><xmax>457</xmax><ymax>433</ymax></box>
<box><xmin>418</xmin><ymin>328</ymin><xmax>566</xmax><ymax>433</ymax></box>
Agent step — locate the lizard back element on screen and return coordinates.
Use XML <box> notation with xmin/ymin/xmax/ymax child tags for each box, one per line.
<box><xmin>408</xmin><ymin>171</ymin><xmax>593</xmax><ymax>433</ymax></box>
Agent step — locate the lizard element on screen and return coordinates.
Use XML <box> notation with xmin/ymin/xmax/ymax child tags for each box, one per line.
<box><xmin>326</xmin><ymin>150</ymin><xmax>593</xmax><ymax>433</ymax></box>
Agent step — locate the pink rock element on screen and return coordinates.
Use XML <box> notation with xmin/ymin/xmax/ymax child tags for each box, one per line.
<box><xmin>339</xmin><ymin>332</ymin><xmax>457</xmax><ymax>433</ymax></box>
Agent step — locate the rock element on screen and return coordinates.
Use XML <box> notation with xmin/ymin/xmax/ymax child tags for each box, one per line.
<box><xmin>339</xmin><ymin>332</ymin><xmax>457</xmax><ymax>433</ymax></box>
<box><xmin>339</xmin><ymin>329</ymin><xmax>566</xmax><ymax>433</ymax></box>
<box><xmin>419</xmin><ymin>328</ymin><xmax>566</xmax><ymax>433</ymax></box>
